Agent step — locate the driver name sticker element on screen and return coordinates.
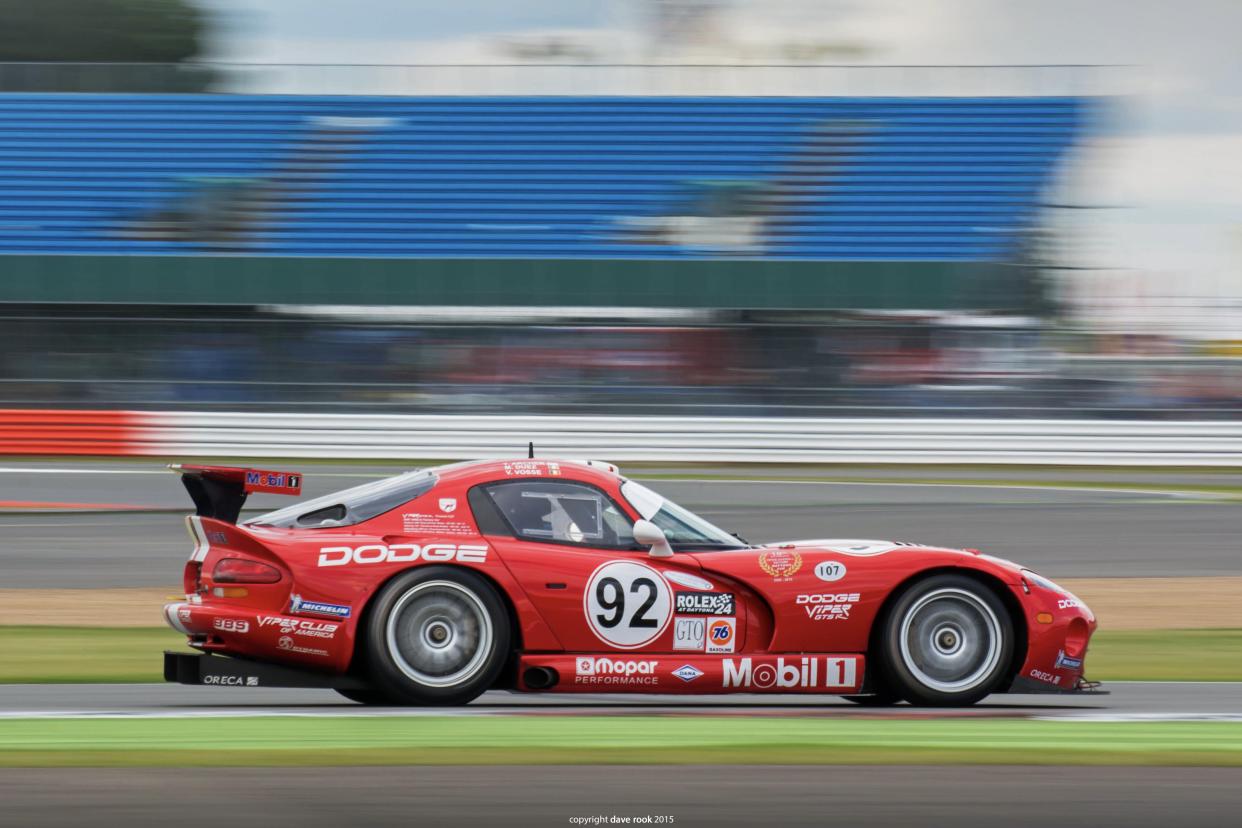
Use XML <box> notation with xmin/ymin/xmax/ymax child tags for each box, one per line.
<box><xmin>584</xmin><ymin>560</ymin><xmax>673</xmax><ymax>649</ymax></box>
<box><xmin>502</xmin><ymin>461</ymin><xmax>562</xmax><ymax>477</ymax></box>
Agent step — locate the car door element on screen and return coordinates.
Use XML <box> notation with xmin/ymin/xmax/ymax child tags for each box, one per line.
<box><xmin>469</xmin><ymin>478</ymin><xmax>715</xmax><ymax>653</ymax></box>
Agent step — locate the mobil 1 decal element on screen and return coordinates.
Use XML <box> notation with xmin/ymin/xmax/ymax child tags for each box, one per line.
<box><xmin>584</xmin><ymin>560</ymin><xmax>673</xmax><ymax>649</ymax></box>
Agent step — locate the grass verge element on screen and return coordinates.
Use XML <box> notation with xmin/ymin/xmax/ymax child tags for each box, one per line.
<box><xmin>0</xmin><ymin>627</ymin><xmax>187</xmax><ymax>683</ymax></box>
<box><xmin>1</xmin><ymin>717</ymin><xmax>1240</xmax><ymax>767</ymax></box>
<box><xmin>1</xmin><ymin>627</ymin><xmax>1241</xmax><ymax>684</ymax></box>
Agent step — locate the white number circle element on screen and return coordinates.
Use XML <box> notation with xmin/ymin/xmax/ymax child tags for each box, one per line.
<box><xmin>814</xmin><ymin>560</ymin><xmax>847</xmax><ymax>582</ymax></box>
<box><xmin>584</xmin><ymin>560</ymin><xmax>672</xmax><ymax>649</ymax></box>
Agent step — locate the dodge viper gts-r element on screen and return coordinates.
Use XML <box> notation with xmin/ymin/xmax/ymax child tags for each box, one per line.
<box><xmin>162</xmin><ymin>458</ymin><xmax>1098</xmax><ymax>706</ymax></box>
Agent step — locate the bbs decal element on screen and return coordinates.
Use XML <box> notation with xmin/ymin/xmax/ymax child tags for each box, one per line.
<box><xmin>674</xmin><ymin>591</ymin><xmax>735</xmax><ymax>616</ymax></box>
<box><xmin>584</xmin><ymin>560</ymin><xmax>672</xmax><ymax>649</ymax></box>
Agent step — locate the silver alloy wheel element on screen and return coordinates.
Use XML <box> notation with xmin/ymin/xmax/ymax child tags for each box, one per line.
<box><xmin>385</xmin><ymin>580</ymin><xmax>494</xmax><ymax>688</ymax></box>
<box><xmin>897</xmin><ymin>587</ymin><xmax>1002</xmax><ymax>694</ymax></box>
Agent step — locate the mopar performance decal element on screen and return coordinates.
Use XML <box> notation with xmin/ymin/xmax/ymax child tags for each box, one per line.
<box><xmin>674</xmin><ymin>591</ymin><xmax>735</xmax><ymax>616</ymax></box>
<box><xmin>574</xmin><ymin>657</ymin><xmax>658</xmax><ymax>686</ymax></box>
<box><xmin>584</xmin><ymin>560</ymin><xmax>673</xmax><ymax>649</ymax></box>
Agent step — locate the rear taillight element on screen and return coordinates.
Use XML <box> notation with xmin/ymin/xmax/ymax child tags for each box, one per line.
<box><xmin>212</xmin><ymin>557</ymin><xmax>282</xmax><ymax>584</ymax></box>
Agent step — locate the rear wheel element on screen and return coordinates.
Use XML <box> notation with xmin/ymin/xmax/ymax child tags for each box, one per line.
<box><xmin>362</xmin><ymin>567</ymin><xmax>510</xmax><ymax>706</ymax></box>
<box><xmin>879</xmin><ymin>574</ymin><xmax>1013</xmax><ymax>707</ymax></box>
<box><xmin>334</xmin><ymin>687</ymin><xmax>393</xmax><ymax>705</ymax></box>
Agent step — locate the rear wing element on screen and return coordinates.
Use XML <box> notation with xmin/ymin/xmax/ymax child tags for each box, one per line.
<box><xmin>169</xmin><ymin>464</ymin><xmax>303</xmax><ymax>524</ymax></box>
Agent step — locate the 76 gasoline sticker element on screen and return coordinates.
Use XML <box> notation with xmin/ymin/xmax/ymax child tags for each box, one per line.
<box><xmin>584</xmin><ymin>560</ymin><xmax>672</xmax><ymax>648</ymax></box>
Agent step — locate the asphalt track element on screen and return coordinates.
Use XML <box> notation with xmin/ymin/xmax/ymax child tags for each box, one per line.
<box><xmin>1</xmin><ymin>681</ymin><xmax>1238</xmax><ymax>719</ymax></box>
<box><xmin>3</xmin><ymin>765</ymin><xmax>1241</xmax><ymax>828</ymax></box>
<box><xmin>2</xmin><ymin>461</ymin><xmax>1240</xmax><ymax>586</ymax></box>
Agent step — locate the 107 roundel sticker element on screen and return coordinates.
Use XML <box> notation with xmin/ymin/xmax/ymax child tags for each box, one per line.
<box><xmin>584</xmin><ymin>560</ymin><xmax>673</xmax><ymax>649</ymax></box>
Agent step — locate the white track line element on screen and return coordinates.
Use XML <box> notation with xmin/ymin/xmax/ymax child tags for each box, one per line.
<box><xmin>0</xmin><ymin>467</ymin><xmax>165</xmax><ymax>475</ymax></box>
<box><xmin>2</xmin><ymin>709</ymin><xmax>1238</xmax><ymax>721</ymax></box>
<box><xmin>654</xmin><ymin>477</ymin><xmax>1232</xmax><ymax>500</ymax></box>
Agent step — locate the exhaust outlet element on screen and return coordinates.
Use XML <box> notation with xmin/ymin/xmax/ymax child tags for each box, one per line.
<box><xmin>523</xmin><ymin>666</ymin><xmax>559</xmax><ymax>690</ymax></box>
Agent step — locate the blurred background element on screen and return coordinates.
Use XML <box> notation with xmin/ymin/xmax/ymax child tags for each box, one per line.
<box><xmin>1</xmin><ymin>0</ymin><xmax>1239</xmax><ymax>421</ymax></box>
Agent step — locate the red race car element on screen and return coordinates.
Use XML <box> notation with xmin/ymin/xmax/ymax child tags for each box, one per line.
<box><xmin>163</xmin><ymin>458</ymin><xmax>1099</xmax><ymax>706</ymax></box>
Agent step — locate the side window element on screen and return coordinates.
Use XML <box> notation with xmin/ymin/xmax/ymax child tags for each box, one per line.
<box><xmin>479</xmin><ymin>481</ymin><xmax>637</xmax><ymax>549</ymax></box>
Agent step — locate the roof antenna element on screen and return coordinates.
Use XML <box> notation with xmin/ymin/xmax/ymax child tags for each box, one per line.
<box><xmin>528</xmin><ymin>441</ymin><xmax>535</xmax><ymax>459</ymax></box>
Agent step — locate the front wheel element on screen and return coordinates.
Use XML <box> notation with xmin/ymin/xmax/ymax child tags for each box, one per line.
<box><xmin>879</xmin><ymin>574</ymin><xmax>1013</xmax><ymax>707</ymax></box>
<box><xmin>362</xmin><ymin>567</ymin><xmax>511</xmax><ymax>706</ymax></box>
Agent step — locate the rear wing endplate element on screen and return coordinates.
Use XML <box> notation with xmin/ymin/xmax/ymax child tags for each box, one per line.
<box><xmin>169</xmin><ymin>464</ymin><xmax>303</xmax><ymax>524</ymax></box>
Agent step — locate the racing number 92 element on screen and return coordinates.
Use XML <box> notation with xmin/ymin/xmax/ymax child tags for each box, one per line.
<box><xmin>585</xmin><ymin>560</ymin><xmax>673</xmax><ymax>648</ymax></box>
<box><xmin>594</xmin><ymin>576</ymin><xmax>659</xmax><ymax>628</ymax></box>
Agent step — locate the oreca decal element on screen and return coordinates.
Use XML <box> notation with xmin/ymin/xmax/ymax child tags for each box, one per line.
<box><xmin>584</xmin><ymin>560</ymin><xmax>673</xmax><ymax>649</ymax></box>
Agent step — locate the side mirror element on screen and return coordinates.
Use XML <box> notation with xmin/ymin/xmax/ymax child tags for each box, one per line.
<box><xmin>633</xmin><ymin>519</ymin><xmax>674</xmax><ymax>558</ymax></box>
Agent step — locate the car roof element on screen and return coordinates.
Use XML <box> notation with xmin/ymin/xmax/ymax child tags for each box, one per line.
<box><xmin>432</xmin><ymin>458</ymin><xmax>623</xmax><ymax>488</ymax></box>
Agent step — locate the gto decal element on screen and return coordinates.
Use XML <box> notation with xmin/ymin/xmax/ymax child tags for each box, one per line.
<box><xmin>584</xmin><ymin>560</ymin><xmax>673</xmax><ymax>649</ymax></box>
<box><xmin>317</xmin><ymin>543</ymin><xmax>489</xmax><ymax>567</ymax></box>
<box><xmin>673</xmin><ymin>617</ymin><xmax>706</xmax><ymax>651</ymax></box>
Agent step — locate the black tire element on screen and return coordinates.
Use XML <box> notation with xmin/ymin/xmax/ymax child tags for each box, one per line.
<box><xmin>361</xmin><ymin>567</ymin><xmax>511</xmax><ymax>706</ymax></box>
<box><xmin>878</xmin><ymin>574</ymin><xmax>1014</xmax><ymax>707</ymax></box>
<box><xmin>841</xmin><ymin>689</ymin><xmax>902</xmax><ymax>707</ymax></box>
<box><xmin>334</xmin><ymin>687</ymin><xmax>394</xmax><ymax>705</ymax></box>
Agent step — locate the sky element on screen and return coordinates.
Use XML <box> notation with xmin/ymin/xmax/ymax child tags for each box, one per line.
<box><xmin>199</xmin><ymin>0</ymin><xmax>1242</xmax><ymax>334</ymax></box>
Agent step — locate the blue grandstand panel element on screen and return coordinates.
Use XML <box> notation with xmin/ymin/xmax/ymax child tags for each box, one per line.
<box><xmin>0</xmin><ymin>94</ymin><xmax>1085</xmax><ymax>260</ymax></box>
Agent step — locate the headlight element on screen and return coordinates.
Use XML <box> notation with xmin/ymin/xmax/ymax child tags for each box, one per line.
<box><xmin>1022</xmin><ymin>569</ymin><xmax>1083</xmax><ymax>608</ymax></box>
<box><xmin>1021</xmin><ymin>569</ymin><xmax>1063</xmax><ymax>593</ymax></box>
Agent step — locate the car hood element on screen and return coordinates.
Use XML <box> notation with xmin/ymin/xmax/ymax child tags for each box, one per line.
<box><xmin>756</xmin><ymin>538</ymin><xmax>1027</xmax><ymax>578</ymax></box>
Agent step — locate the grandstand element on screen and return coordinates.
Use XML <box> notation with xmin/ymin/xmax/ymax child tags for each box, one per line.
<box><xmin>0</xmin><ymin>94</ymin><xmax>1084</xmax><ymax>261</ymax></box>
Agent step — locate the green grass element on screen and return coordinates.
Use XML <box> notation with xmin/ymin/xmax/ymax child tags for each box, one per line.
<box><xmin>1</xmin><ymin>627</ymin><xmax>1241</xmax><ymax>684</ymax></box>
<box><xmin>1087</xmin><ymin>629</ymin><xmax>1242</xmax><ymax>681</ymax></box>
<box><xmin>0</xmin><ymin>716</ymin><xmax>1239</xmax><ymax>767</ymax></box>
<box><xmin>0</xmin><ymin>627</ymin><xmax>188</xmax><ymax>683</ymax></box>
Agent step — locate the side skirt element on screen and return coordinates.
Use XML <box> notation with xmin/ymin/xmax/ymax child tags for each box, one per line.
<box><xmin>164</xmin><ymin>650</ymin><xmax>368</xmax><ymax>690</ymax></box>
<box><xmin>517</xmin><ymin>653</ymin><xmax>865</xmax><ymax>694</ymax></box>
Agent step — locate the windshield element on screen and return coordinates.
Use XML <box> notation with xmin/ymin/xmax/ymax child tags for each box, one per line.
<box><xmin>620</xmin><ymin>480</ymin><xmax>746</xmax><ymax>550</ymax></box>
<box><xmin>247</xmin><ymin>469</ymin><xmax>438</xmax><ymax>528</ymax></box>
